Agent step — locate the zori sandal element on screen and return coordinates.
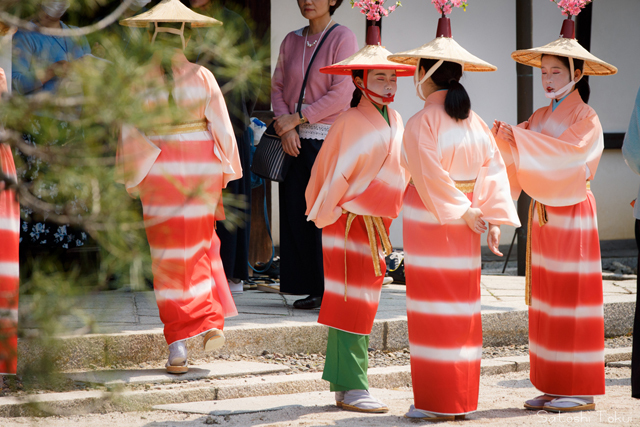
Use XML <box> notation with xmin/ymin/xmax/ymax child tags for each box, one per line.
<box><xmin>203</xmin><ymin>329</ymin><xmax>225</xmax><ymax>352</ymax></box>
<box><xmin>341</xmin><ymin>390</ymin><xmax>388</xmax><ymax>413</ymax></box>
<box><xmin>166</xmin><ymin>340</ymin><xmax>188</xmax><ymax>374</ymax></box>
<box><xmin>524</xmin><ymin>394</ymin><xmax>555</xmax><ymax>410</ymax></box>
<box><xmin>404</xmin><ymin>404</ymin><xmax>455</xmax><ymax>422</ymax></box>
<box><xmin>543</xmin><ymin>397</ymin><xmax>595</xmax><ymax>413</ymax></box>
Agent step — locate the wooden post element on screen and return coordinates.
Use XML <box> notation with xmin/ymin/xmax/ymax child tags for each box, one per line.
<box><xmin>516</xmin><ymin>0</ymin><xmax>533</xmax><ymax>276</ymax></box>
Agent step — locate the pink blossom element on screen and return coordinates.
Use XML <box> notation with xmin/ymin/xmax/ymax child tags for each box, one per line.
<box><xmin>550</xmin><ymin>0</ymin><xmax>592</xmax><ymax>17</ymax></box>
<box><xmin>350</xmin><ymin>0</ymin><xmax>402</xmax><ymax>21</ymax></box>
<box><xmin>431</xmin><ymin>0</ymin><xmax>467</xmax><ymax>16</ymax></box>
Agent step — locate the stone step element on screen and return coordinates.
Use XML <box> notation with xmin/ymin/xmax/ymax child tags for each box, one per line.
<box><xmin>0</xmin><ymin>347</ymin><xmax>631</xmax><ymax>418</ymax></box>
<box><xmin>19</xmin><ymin>298</ymin><xmax>635</xmax><ymax>371</ymax></box>
<box><xmin>67</xmin><ymin>361</ymin><xmax>290</xmax><ymax>387</ymax></box>
<box><xmin>153</xmin><ymin>388</ymin><xmax>413</xmax><ymax>416</ymax></box>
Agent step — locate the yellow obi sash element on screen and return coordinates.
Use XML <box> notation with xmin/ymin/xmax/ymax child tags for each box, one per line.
<box><xmin>525</xmin><ymin>181</ymin><xmax>592</xmax><ymax>305</ymax></box>
<box><xmin>409</xmin><ymin>179</ymin><xmax>476</xmax><ymax>193</ymax></box>
<box><xmin>146</xmin><ymin>120</ymin><xmax>208</xmax><ymax>136</ymax></box>
<box><xmin>341</xmin><ymin>209</ymin><xmax>393</xmax><ymax>302</ymax></box>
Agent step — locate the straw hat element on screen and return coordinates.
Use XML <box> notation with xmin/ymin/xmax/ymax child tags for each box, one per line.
<box><xmin>388</xmin><ymin>17</ymin><xmax>497</xmax><ymax>72</ymax></box>
<box><xmin>119</xmin><ymin>0</ymin><xmax>222</xmax><ymax>28</ymax></box>
<box><xmin>511</xmin><ymin>19</ymin><xmax>617</xmax><ymax>76</ymax></box>
<box><xmin>320</xmin><ymin>26</ymin><xmax>415</xmax><ymax>77</ymax></box>
<box><xmin>0</xmin><ymin>21</ymin><xmax>16</xmax><ymax>36</ymax></box>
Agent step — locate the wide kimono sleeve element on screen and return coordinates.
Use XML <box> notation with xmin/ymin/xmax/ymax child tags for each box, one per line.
<box><xmin>623</xmin><ymin>87</ymin><xmax>640</xmax><ymax>176</ymax></box>
<box><xmin>305</xmin><ymin>117</ymin><xmax>356</xmax><ymax>228</ymax></box>
<box><xmin>115</xmin><ymin>124</ymin><xmax>161</xmax><ymax>197</ymax></box>
<box><xmin>402</xmin><ymin>113</ymin><xmax>471</xmax><ymax>224</ymax></box>
<box><xmin>500</xmin><ymin>108</ymin><xmax>603</xmax><ymax>207</ymax></box>
<box><xmin>473</xmin><ymin>120</ymin><xmax>521</xmax><ymax>227</ymax></box>
<box><xmin>202</xmin><ymin>68</ymin><xmax>242</xmax><ymax>187</ymax></box>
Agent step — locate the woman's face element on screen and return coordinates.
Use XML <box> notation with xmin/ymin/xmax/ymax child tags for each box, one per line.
<box><xmin>364</xmin><ymin>69</ymin><xmax>397</xmax><ymax>106</ymax></box>
<box><xmin>298</xmin><ymin>0</ymin><xmax>336</xmax><ymax>21</ymax></box>
<box><xmin>540</xmin><ymin>55</ymin><xmax>579</xmax><ymax>98</ymax></box>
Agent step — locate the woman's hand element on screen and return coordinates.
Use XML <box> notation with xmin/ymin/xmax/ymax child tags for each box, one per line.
<box><xmin>487</xmin><ymin>223</ymin><xmax>503</xmax><ymax>256</ymax></box>
<box><xmin>491</xmin><ymin>120</ymin><xmax>500</xmax><ymax>138</ymax></box>
<box><xmin>274</xmin><ymin>113</ymin><xmax>301</xmax><ymax>137</ymax></box>
<box><xmin>281</xmin><ymin>129</ymin><xmax>301</xmax><ymax>157</ymax></box>
<box><xmin>496</xmin><ymin>121</ymin><xmax>515</xmax><ymax>145</ymax></box>
<box><xmin>462</xmin><ymin>207</ymin><xmax>486</xmax><ymax>234</ymax></box>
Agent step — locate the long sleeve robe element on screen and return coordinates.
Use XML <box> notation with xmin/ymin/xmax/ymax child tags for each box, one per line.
<box><xmin>401</xmin><ymin>90</ymin><xmax>519</xmax><ymax>416</ymax></box>
<box><xmin>306</xmin><ymin>98</ymin><xmax>408</xmax><ymax>335</ymax></box>
<box><xmin>116</xmin><ymin>54</ymin><xmax>241</xmax><ymax>344</ymax></box>
<box><xmin>495</xmin><ymin>89</ymin><xmax>605</xmax><ymax>397</ymax></box>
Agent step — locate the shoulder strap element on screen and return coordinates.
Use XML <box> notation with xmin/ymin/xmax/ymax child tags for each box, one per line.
<box><xmin>297</xmin><ymin>23</ymin><xmax>340</xmax><ymax>113</ymax></box>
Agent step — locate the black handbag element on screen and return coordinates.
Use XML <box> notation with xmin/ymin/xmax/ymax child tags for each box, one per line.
<box><xmin>251</xmin><ymin>23</ymin><xmax>339</xmax><ymax>182</ymax></box>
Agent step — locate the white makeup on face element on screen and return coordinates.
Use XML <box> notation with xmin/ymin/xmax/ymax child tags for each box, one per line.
<box><xmin>366</xmin><ymin>69</ymin><xmax>397</xmax><ymax>106</ymax></box>
<box><xmin>541</xmin><ymin>55</ymin><xmax>581</xmax><ymax>100</ymax></box>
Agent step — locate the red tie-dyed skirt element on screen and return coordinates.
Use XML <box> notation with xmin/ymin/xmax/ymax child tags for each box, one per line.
<box><xmin>138</xmin><ymin>132</ymin><xmax>237</xmax><ymax>345</ymax></box>
<box><xmin>403</xmin><ymin>185</ymin><xmax>482</xmax><ymax>415</ymax></box>
<box><xmin>529</xmin><ymin>191</ymin><xmax>605</xmax><ymax>396</ymax></box>
<box><xmin>0</xmin><ymin>143</ymin><xmax>19</xmax><ymax>375</ymax></box>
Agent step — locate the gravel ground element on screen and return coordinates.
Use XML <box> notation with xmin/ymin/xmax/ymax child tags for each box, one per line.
<box><xmin>1</xmin><ymin>367</ymin><xmax>636</xmax><ymax>427</ymax></box>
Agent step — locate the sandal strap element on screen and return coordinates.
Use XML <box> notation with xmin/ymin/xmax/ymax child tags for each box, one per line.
<box><xmin>548</xmin><ymin>397</ymin><xmax>591</xmax><ymax>406</ymax></box>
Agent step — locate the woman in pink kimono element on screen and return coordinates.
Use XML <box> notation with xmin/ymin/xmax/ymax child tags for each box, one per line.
<box><xmin>389</xmin><ymin>9</ymin><xmax>520</xmax><ymax>421</ymax></box>
<box><xmin>306</xmin><ymin>17</ymin><xmax>414</xmax><ymax>413</ymax></box>
<box><xmin>118</xmin><ymin>1</ymin><xmax>241</xmax><ymax>374</ymax></box>
<box><xmin>493</xmin><ymin>6</ymin><xmax>617</xmax><ymax>413</ymax></box>
<box><xmin>0</xmin><ymin>66</ymin><xmax>20</xmax><ymax>381</ymax></box>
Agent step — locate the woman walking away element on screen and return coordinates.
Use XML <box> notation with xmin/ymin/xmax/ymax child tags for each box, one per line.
<box><xmin>307</xmin><ymin>5</ymin><xmax>414</xmax><ymax>412</ymax></box>
<box><xmin>117</xmin><ymin>0</ymin><xmax>241</xmax><ymax>374</ymax></box>
<box><xmin>388</xmin><ymin>3</ymin><xmax>520</xmax><ymax>421</ymax></box>
<box><xmin>271</xmin><ymin>0</ymin><xmax>357</xmax><ymax>309</ymax></box>
<box><xmin>0</xmin><ymin>63</ymin><xmax>20</xmax><ymax>383</ymax></box>
<box><xmin>493</xmin><ymin>1</ymin><xmax>617</xmax><ymax>413</ymax></box>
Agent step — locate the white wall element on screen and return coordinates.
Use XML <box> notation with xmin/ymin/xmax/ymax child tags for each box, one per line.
<box><xmin>270</xmin><ymin>1</ymin><xmax>640</xmax><ymax>247</ymax></box>
<box><xmin>0</xmin><ymin>34</ymin><xmax>11</xmax><ymax>93</ymax></box>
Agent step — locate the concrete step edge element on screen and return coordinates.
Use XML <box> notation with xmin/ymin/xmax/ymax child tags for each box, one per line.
<box><xmin>18</xmin><ymin>300</ymin><xmax>635</xmax><ymax>371</ymax></box>
<box><xmin>1</xmin><ymin>347</ymin><xmax>632</xmax><ymax>417</ymax></box>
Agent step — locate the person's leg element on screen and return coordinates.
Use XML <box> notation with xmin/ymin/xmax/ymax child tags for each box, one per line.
<box><xmin>322</xmin><ymin>328</ymin><xmax>387</xmax><ymax>413</ymax></box>
<box><xmin>278</xmin><ymin>138</ymin><xmax>324</xmax><ymax>303</ymax></box>
<box><xmin>323</xmin><ymin>328</ymin><xmax>369</xmax><ymax>391</ymax></box>
<box><xmin>632</xmin><ymin>218</ymin><xmax>640</xmax><ymax>398</ymax></box>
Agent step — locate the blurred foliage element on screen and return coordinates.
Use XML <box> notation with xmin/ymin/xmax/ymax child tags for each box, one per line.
<box><xmin>0</xmin><ymin>0</ymin><xmax>269</xmax><ymax>387</ymax></box>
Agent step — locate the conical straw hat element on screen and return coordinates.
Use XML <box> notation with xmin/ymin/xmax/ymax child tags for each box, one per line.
<box><xmin>120</xmin><ymin>0</ymin><xmax>222</xmax><ymax>28</ymax></box>
<box><xmin>321</xmin><ymin>45</ymin><xmax>415</xmax><ymax>77</ymax></box>
<box><xmin>388</xmin><ymin>36</ymin><xmax>497</xmax><ymax>72</ymax></box>
<box><xmin>511</xmin><ymin>22</ymin><xmax>617</xmax><ymax>76</ymax></box>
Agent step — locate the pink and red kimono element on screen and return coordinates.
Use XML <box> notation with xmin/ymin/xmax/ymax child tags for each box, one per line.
<box><xmin>496</xmin><ymin>90</ymin><xmax>605</xmax><ymax>397</ymax></box>
<box><xmin>402</xmin><ymin>90</ymin><xmax>520</xmax><ymax>415</ymax></box>
<box><xmin>0</xmin><ymin>68</ymin><xmax>19</xmax><ymax>375</ymax></box>
<box><xmin>117</xmin><ymin>54</ymin><xmax>241</xmax><ymax>345</ymax></box>
<box><xmin>306</xmin><ymin>98</ymin><xmax>409</xmax><ymax>335</ymax></box>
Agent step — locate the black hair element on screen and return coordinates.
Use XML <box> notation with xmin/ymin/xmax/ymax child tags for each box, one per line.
<box><xmin>541</xmin><ymin>54</ymin><xmax>590</xmax><ymax>104</ymax></box>
<box><xmin>350</xmin><ymin>70</ymin><xmax>364</xmax><ymax>108</ymax></box>
<box><xmin>329</xmin><ymin>0</ymin><xmax>344</xmax><ymax>16</ymax></box>
<box><xmin>418</xmin><ymin>58</ymin><xmax>470</xmax><ymax>121</ymax></box>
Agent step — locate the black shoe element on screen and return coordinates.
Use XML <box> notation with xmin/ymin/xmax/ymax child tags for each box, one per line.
<box><xmin>293</xmin><ymin>295</ymin><xmax>323</xmax><ymax>309</ymax></box>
